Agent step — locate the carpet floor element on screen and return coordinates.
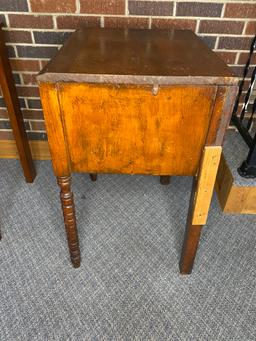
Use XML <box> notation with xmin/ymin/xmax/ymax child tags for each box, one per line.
<box><xmin>0</xmin><ymin>159</ymin><xmax>255</xmax><ymax>340</ymax></box>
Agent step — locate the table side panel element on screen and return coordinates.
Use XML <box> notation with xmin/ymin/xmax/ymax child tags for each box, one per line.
<box><xmin>58</xmin><ymin>83</ymin><xmax>217</xmax><ymax>176</ymax></box>
<box><xmin>39</xmin><ymin>83</ymin><xmax>71</xmax><ymax>176</ymax></box>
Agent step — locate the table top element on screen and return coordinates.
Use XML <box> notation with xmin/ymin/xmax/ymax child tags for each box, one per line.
<box><xmin>37</xmin><ymin>27</ymin><xmax>238</xmax><ymax>85</ymax></box>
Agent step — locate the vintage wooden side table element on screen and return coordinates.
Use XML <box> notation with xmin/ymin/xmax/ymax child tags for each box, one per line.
<box><xmin>37</xmin><ymin>28</ymin><xmax>238</xmax><ymax>274</ymax></box>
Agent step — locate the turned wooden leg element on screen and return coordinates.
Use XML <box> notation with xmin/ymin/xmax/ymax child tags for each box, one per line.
<box><xmin>179</xmin><ymin>146</ymin><xmax>222</xmax><ymax>274</ymax></box>
<box><xmin>57</xmin><ymin>175</ymin><xmax>80</xmax><ymax>268</ymax></box>
<box><xmin>89</xmin><ymin>173</ymin><xmax>97</xmax><ymax>182</ymax></box>
<box><xmin>160</xmin><ymin>176</ymin><xmax>171</xmax><ymax>185</ymax></box>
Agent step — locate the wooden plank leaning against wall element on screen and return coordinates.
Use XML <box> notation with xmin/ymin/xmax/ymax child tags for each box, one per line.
<box><xmin>0</xmin><ymin>24</ymin><xmax>35</xmax><ymax>183</ymax></box>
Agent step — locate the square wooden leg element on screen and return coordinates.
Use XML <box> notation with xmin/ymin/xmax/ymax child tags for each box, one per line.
<box><xmin>89</xmin><ymin>173</ymin><xmax>97</xmax><ymax>182</ymax></box>
<box><xmin>57</xmin><ymin>175</ymin><xmax>80</xmax><ymax>268</ymax></box>
<box><xmin>179</xmin><ymin>146</ymin><xmax>222</xmax><ymax>274</ymax></box>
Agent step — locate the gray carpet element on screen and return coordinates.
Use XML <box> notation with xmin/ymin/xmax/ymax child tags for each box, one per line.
<box><xmin>0</xmin><ymin>159</ymin><xmax>255</xmax><ymax>341</ymax></box>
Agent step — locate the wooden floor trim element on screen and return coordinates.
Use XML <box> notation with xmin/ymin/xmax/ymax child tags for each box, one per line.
<box><xmin>0</xmin><ymin>140</ymin><xmax>50</xmax><ymax>160</ymax></box>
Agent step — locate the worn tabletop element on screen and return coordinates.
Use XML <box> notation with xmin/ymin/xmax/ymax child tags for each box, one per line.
<box><xmin>37</xmin><ymin>27</ymin><xmax>238</xmax><ymax>86</ymax></box>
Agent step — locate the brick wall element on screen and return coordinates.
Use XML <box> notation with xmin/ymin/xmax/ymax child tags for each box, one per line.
<box><xmin>0</xmin><ymin>0</ymin><xmax>255</xmax><ymax>141</ymax></box>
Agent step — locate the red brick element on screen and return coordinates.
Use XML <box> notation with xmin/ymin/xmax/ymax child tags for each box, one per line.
<box><xmin>10</xmin><ymin>59</ymin><xmax>40</xmax><ymax>72</ymax></box>
<box><xmin>231</xmin><ymin>65</ymin><xmax>254</xmax><ymax>78</ymax></box>
<box><xmin>27</xmin><ymin>99</ymin><xmax>42</xmax><ymax>109</ymax></box>
<box><xmin>238</xmin><ymin>52</ymin><xmax>256</xmax><ymax>65</ymax></box>
<box><xmin>200</xmin><ymin>36</ymin><xmax>216</xmax><ymax>49</ymax></box>
<box><xmin>0</xmin><ymin>96</ymin><xmax>26</xmax><ymax>108</ymax></box>
<box><xmin>22</xmin><ymin>73</ymin><xmax>38</xmax><ymax>85</ymax></box>
<box><xmin>0</xmin><ymin>14</ymin><xmax>6</xmax><ymax>26</ymax></box>
<box><xmin>22</xmin><ymin>110</ymin><xmax>44</xmax><ymax>120</ymax></box>
<box><xmin>225</xmin><ymin>4</ymin><xmax>256</xmax><ymax>19</ymax></box>
<box><xmin>40</xmin><ymin>60</ymin><xmax>50</xmax><ymax>68</ymax></box>
<box><xmin>218</xmin><ymin>37</ymin><xmax>253</xmax><ymax>50</ymax></box>
<box><xmin>57</xmin><ymin>15</ymin><xmax>100</xmax><ymax>29</ymax></box>
<box><xmin>9</xmin><ymin>14</ymin><xmax>54</xmax><ymax>29</ymax></box>
<box><xmin>30</xmin><ymin>120</ymin><xmax>46</xmax><ymax>131</ymax></box>
<box><xmin>0</xmin><ymin>130</ymin><xmax>14</xmax><ymax>140</ymax></box>
<box><xmin>17</xmin><ymin>45</ymin><xmax>58</xmax><ymax>59</ymax></box>
<box><xmin>80</xmin><ymin>0</ymin><xmax>125</xmax><ymax>15</ymax></box>
<box><xmin>27</xmin><ymin>131</ymin><xmax>47</xmax><ymax>140</ymax></box>
<box><xmin>0</xmin><ymin>120</ymin><xmax>12</xmax><ymax>130</ymax></box>
<box><xmin>129</xmin><ymin>1</ymin><xmax>173</xmax><ymax>16</ymax></box>
<box><xmin>199</xmin><ymin>20</ymin><xmax>244</xmax><ymax>34</ymax></box>
<box><xmin>104</xmin><ymin>17</ymin><xmax>149</xmax><ymax>29</ymax></box>
<box><xmin>0</xmin><ymin>0</ymin><xmax>28</xmax><ymax>12</ymax></box>
<box><xmin>30</xmin><ymin>0</ymin><xmax>76</xmax><ymax>13</ymax></box>
<box><xmin>16</xmin><ymin>86</ymin><xmax>39</xmax><ymax>98</ymax></box>
<box><xmin>245</xmin><ymin>21</ymin><xmax>256</xmax><ymax>35</ymax></box>
<box><xmin>0</xmin><ymin>109</ymin><xmax>8</xmax><ymax>119</ymax></box>
<box><xmin>34</xmin><ymin>31</ymin><xmax>71</xmax><ymax>45</ymax></box>
<box><xmin>176</xmin><ymin>2</ymin><xmax>222</xmax><ymax>17</ymax></box>
<box><xmin>3</xmin><ymin>30</ymin><xmax>32</xmax><ymax>43</ymax></box>
<box><xmin>152</xmin><ymin>19</ymin><xmax>196</xmax><ymax>30</ymax></box>
<box><xmin>217</xmin><ymin>51</ymin><xmax>237</xmax><ymax>64</ymax></box>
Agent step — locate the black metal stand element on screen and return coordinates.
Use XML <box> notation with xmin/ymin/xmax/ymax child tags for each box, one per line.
<box><xmin>231</xmin><ymin>35</ymin><xmax>256</xmax><ymax>179</ymax></box>
<box><xmin>238</xmin><ymin>136</ymin><xmax>256</xmax><ymax>178</ymax></box>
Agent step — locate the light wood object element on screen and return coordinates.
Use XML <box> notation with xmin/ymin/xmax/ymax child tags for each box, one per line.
<box><xmin>37</xmin><ymin>28</ymin><xmax>238</xmax><ymax>273</ymax></box>
<box><xmin>0</xmin><ymin>140</ymin><xmax>50</xmax><ymax>160</ymax></box>
<box><xmin>192</xmin><ymin>146</ymin><xmax>222</xmax><ymax>225</ymax></box>
<box><xmin>216</xmin><ymin>153</ymin><xmax>256</xmax><ymax>214</ymax></box>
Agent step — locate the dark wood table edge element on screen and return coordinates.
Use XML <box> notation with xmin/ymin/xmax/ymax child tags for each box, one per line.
<box><xmin>37</xmin><ymin>73</ymin><xmax>239</xmax><ymax>86</ymax></box>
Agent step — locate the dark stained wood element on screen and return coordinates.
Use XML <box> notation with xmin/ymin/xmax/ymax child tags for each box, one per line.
<box><xmin>214</xmin><ymin>86</ymin><xmax>238</xmax><ymax>145</ymax></box>
<box><xmin>206</xmin><ymin>85</ymin><xmax>238</xmax><ymax>146</ymax></box>
<box><xmin>57</xmin><ymin>175</ymin><xmax>80</xmax><ymax>268</ymax></box>
<box><xmin>179</xmin><ymin>146</ymin><xmax>221</xmax><ymax>274</ymax></box>
<box><xmin>179</xmin><ymin>223</ymin><xmax>203</xmax><ymax>274</ymax></box>
<box><xmin>39</xmin><ymin>83</ymin><xmax>70</xmax><ymax>176</ymax></box>
<box><xmin>38</xmin><ymin>28</ymin><xmax>238</xmax><ymax>272</ymax></box>
<box><xmin>160</xmin><ymin>176</ymin><xmax>171</xmax><ymax>185</ymax></box>
<box><xmin>179</xmin><ymin>178</ymin><xmax>203</xmax><ymax>274</ymax></box>
<box><xmin>89</xmin><ymin>173</ymin><xmax>97</xmax><ymax>182</ymax></box>
<box><xmin>37</xmin><ymin>28</ymin><xmax>238</xmax><ymax>86</ymax></box>
<box><xmin>0</xmin><ymin>24</ymin><xmax>35</xmax><ymax>183</ymax></box>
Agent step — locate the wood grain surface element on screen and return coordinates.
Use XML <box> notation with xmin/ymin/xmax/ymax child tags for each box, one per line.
<box><xmin>216</xmin><ymin>153</ymin><xmax>256</xmax><ymax>214</ymax></box>
<box><xmin>37</xmin><ymin>28</ymin><xmax>238</xmax><ymax>86</ymax></box>
<box><xmin>192</xmin><ymin>146</ymin><xmax>222</xmax><ymax>225</ymax></box>
<box><xmin>39</xmin><ymin>82</ymin><xmax>70</xmax><ymax>176</ymax></box>
<box><xmin>58</xmin><ymin>83</ymin><xmax>217</xmax><ymax>176</ymax></box>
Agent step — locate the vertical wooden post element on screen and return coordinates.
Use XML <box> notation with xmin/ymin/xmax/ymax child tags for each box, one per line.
<box><xmin>0</xmin><ymin>25</ymin><xmax>35</xmax><ymax>183</ymax></box>
<box><xmin>57</xmin><ymin>176</ymin><xmax>80</xmax><ymax>268</ymax></box>
<box><xmin>179</xmin><ymin>146</ymin><xmax>222</xmax><ymax>274</ymax></box>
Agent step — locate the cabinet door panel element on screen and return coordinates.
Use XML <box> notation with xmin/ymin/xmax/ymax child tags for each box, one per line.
<box><xmin>58</xmin><ymin>84</ymin><xmax>217</xmax><ymax>175</ymax></box>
